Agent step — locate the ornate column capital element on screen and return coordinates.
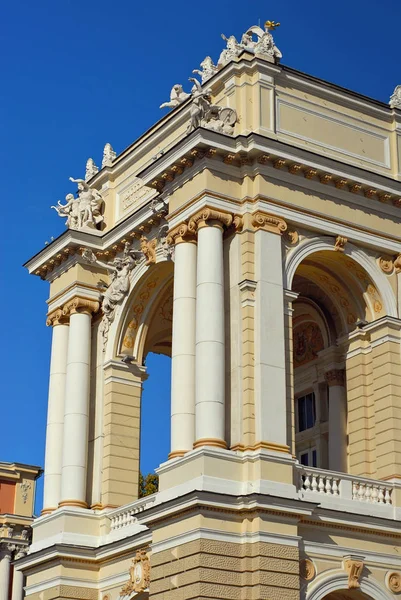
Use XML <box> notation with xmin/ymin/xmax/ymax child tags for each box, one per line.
<box><xmin>251</xmin><ymin>210</ymin><xmax>287</xmax><ymax>234</ymax></box>
<box><xmin>46</xmin><ymin>308</ymin><xmax>69</xmax><ymax>327</ymax></box>
<box><xmin>188</xmin><ymin>207</ymin><xmax>234</xmax><ymax>233</ymax></box>
<box><xmin>0</xmin><ymin>543</ymin><xmax>15</xmax><ymax>560</ymax></box>
<box><xmin>325</xmin><ymin>368</ymin><xmax>345</xmax><ymax>387</ymax></box>
<box><xmin>62</xmin><ymin>296</ymin><xmax>100</xmax><ymax>318</ymax></box>
<box><xmin>167</xmin><ymin>222</ymin><xmax>197</xmax><ymax>245</ymax></box>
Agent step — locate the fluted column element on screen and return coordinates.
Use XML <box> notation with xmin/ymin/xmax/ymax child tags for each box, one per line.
<box><xmin>0</xmin><ymin>545</ymin><xmax>13</xmax><ymax>600</ymax></box>
<box><xmin>42</xmin><ymin>309</ymin><xmax>69</xmax><ymax>514</ymax></box>
<box><xmin>11</xmin><ymin>549</ymin><xmax>27</xmax><ymax>600</ymax></box>
<box><xmin>59</xmin><ymin>297</ymin><xmax>99</xmax><ymax>508</ymax></box>
<box><xmin>191</xmin><ymin>208</ymin><xmax>233</xmax><ymax>449</ymax></box>
<box><xmin>168</xmin><ymin>224</ymin><xmax>197</xmax><ymax>458</ymax></box>
<box><xmin>325</xmin><ymin>369</ymin><xmax>347</xmax><ymax>472</ymax></box>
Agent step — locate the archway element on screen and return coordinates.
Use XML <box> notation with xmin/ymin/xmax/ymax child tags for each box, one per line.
<box><xmin>287</xmin><ymin>243</ymin><xmax>388</xmax><ymax>475</ymax></box>
<box><xmin>323</xmin><ymin>592</ymin><xmax>371</xmax><ymax>600</ymax></box>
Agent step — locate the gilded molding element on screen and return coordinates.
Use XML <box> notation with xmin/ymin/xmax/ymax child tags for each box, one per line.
<box><xmin>343</xmin><ymin>557</ymin><xmax>364</xmax><ymax>589</ymax></box>
<box><xmin>188</xmin><ymin>207</ymin><xmax>233</xmax><ymax>232</ymax></box>
<box><xmin>46</xmin><ymin>308</ymin><xmax>68</xmax><ymax>327</ymax></box>
<box><xmin>62</xmin><ymin>297</ymin><xmax>100</xmax><ymax>318</ymax></box>
<box><xmin>251</xmin><ymin>210</ymin><xmax>287</xmax><ymax>235</ymax></box>
<box><xmin>300</xmin><ymin>558</ymin><xmax>316</xmax><ymax>581</ymax></box>
<box><xmin>140</xmin><ymin>236</ymin><xmax>157</xmax><ymax>265</ymax></box>
<box><xmin>334</xmin><ymin>235</ymin><xmax>347</xmax><ymax>252</ymax></box>
<box><xmin>379</xmin><ymin>256</ymin><xmax>394</xmax><ymax>274</ymax></box>
<box><xmin>386</xmin><ymin>571</ymin><xmax>401</xmax><ymax>594</ymax></box>
<box><xmin>166</xmin><ymin>222</ymin><xmax>197</xmax><ymax>246</ymax></box>
<box><xmin>325</xmin><ymin>369</ymin><xmax>345</xmax><ymax>387</ymax></box>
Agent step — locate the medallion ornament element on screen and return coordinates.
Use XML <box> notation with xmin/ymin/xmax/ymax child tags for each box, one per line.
<box><xmin>120</xmin><ymin>549</ymin><xmax>151</xmax><ymax>597</ymax></box>
<box><xmin>343</xmin><ymin>557</ymin><xmax>364</xmax><ymax>589</ymax></box>
<box><xmin>300</xmin><ymin>558</ymin><xmax>315</xmax><ymax>581</ymax></box>
<box><xmin>386</xmin><ymin>571</ymin><xmax>401</xmax><ymax>594</ymax></box>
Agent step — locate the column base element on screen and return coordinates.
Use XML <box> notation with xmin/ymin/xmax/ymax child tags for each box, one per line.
<box><xmin>231</xmin><ymin>441</ymin><xmax>290</xmax><ymax>453</ymax></box>
<box><xmin>90</xmin><ymin>502</ymin><xmax>103</xmax><ymax>510</ymax></box>
<box><xmin>41</xmin><ymin>507</ymin><xmax>57</xmax><ymax>516</ymax></box>
<box><xmin>58</xmin><ymin>499</ymin><xmax>88</xmax><ymax>509</ymax></box>
<box><xmin>168</xmin><ymin>450</ymin><xmax>187</xmax><ymax>459</ymax></box>
<box><xmin>193</xmin><ymin>438</ymin><xmax>227</xmax><ymax>450</ymax></box>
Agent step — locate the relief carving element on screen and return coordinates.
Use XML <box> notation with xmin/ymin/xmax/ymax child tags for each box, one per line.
<box><xmin>343</xmin><ymin>557</ymin><xmax>364</xmax><ymax>589</ymax></box>
<box><xmin>120</xmin><ymin>548</ymin><xmax>151</xmax><ymax>597</ymax></box>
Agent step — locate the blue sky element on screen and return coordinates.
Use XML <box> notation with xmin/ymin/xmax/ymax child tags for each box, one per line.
<box><xmin>1</xmin><ymin>0</ymin><xmax>400</xmax><ymax>514</ymax></box>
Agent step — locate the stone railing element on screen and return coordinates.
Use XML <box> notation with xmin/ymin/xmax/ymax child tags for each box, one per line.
<box><xmin>296</xmin><ymin>465</ymin><xmax>395</xmax><ymax>515</ymax></box>
<box><xmin>108</xmin><ymin>494</ymin><xmax>157</xmax><ymax>532</ymax></box>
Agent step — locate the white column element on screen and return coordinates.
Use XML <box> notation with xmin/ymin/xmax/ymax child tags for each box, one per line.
<box><xmin>254</xmin><ymin>222</ymin><xmax>288</xmax><ymax>449</ymax></box>
<box><xmin>194</xmin><ymin>220</ymin><xmax>226</xmax><ymax>448</ymax></box>
<box><xmin>170</xmin><ymin>228</ymin><xmax>197</xmax><ymax>457</ymax></box>
<box><xmin>326</xmin><ymin>369</ymin><xmax>347</xmax><ymax>472</ymax></box>
<box><xmin>11</xmin><ymin>550</ymin><xmax>26</xmax><ymax>600</ymax></box>
<box><xmin>0</xmin><ymin>546</ymin><xmax>12</xmax><ymax>600</ymax></box>
<box><xmin>60</xmin><ymin>298</ymin><xmax>98</xmax><ymax>508</ymax></box>
<box><xmin>42</xmin><ymin>311</ymin><xmax>69</xmax><ymax>513</ymax></box>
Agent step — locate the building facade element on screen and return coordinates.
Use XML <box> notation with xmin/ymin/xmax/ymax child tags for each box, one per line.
<box><xmin>0</xmin><ymin>462</ymin><xmax>41</xmax><ymax>600</ymax></box>
<box><xmin>23</xmin><ymin>22</ymin><xmax>401</xmax><ymax>600</ymax></box>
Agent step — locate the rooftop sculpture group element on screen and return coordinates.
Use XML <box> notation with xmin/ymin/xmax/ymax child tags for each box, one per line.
<box><xmin>390</xmin><ymin>85</ymin><xmax>401</xmax><ymax>110</ymax></box>
<box><xmin>159</xmin><ymin>21</ymin><xmax>281</xmax><ymax>136</ymax></box>
<box><xmin>51</xmin><ymin>177</ymin><xmax>104</xmax><ymax>231</ymax></box>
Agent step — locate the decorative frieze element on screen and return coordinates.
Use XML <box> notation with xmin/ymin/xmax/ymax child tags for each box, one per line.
<box><xmin>251</xmin><ymin>210</ymin><xmax>287</xmax><ymax>235</ymax></box>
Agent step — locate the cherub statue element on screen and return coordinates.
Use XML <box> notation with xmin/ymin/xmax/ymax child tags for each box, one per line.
<box><xmin>160</xmin><ymin>84</ymin><xmax>190</xmax><ymax>109</ymax></box>
<box><xmin>217</xmin><ymin>34</ymin><xmax>242</xmax><ymax>67</ymax></box>
<box><xmin>82</xmin><ymin>243</ymin><xmax>141</xmax><ymax>346</ymax></box>
<box><xmin>69</xmin><ymin>177</ymin><xmax>103</xmax><ymax>229</ymax></box>
<box><xmin>51</xmin><ymin>193</ymin><xmax>80</xmax><ymax>229</ymax></box>
<box><xmin>192</xmin><ymin>56</ymin><xmax>218</xmax><ymax>84</ymax></box>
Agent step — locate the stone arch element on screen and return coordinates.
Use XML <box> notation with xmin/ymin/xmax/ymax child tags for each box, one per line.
<box><xmin>284</xmin><ymin>236</ymin><xmax>397</xmax><ymax>319</ymax></box>
<box><xmin>105</xmin><ymin>255</ymin><xmax>174</xmax><ymax>363</ymax></box>
<box><xmin>306</xmin><ymin>570</ymin><xmax>392</xmax><ymax>600</ymax></box>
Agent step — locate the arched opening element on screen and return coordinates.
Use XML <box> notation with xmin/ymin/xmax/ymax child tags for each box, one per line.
<box><xmin>322</xmin><ymin>592</ymin><xmax>372</xmax><ymax>600</ymax></box>
<box><xmin>290</xmin><ymin>248</ymin><xmax>386</xmax><ymax>473</ymax></box>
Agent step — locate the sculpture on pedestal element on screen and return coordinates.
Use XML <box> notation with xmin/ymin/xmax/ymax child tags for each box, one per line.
<box><xmin>102</xmin><ymin>143</ymin><xmax>117</xmax><ymax>167</ymax></box>
<box><xmin>390</xmin><ymin>85</ymin><xmax>401</xmax><ymax>109</ymax></box>
<box><xmin>51</xmin><ymin>177</ymin><xmax>104</xmax><ymax>231</ymax></box>
<box><xmin>160</xmin><ymin>84</ymin><xmax>191</xmax><ymax>109</ymax></box>
<box><xmin>85</xmin><ymin>158</ymin><xmax>99</xmax><ymax>181</ymax></box>
<box><xmin>218</xmin><ymin>34</ymin><xmax>242</xmax><ymax>66</ymax></box>
<box><xmin>82</xmin><ymin>243</ymin><xmax>141</xmax><ymax>347</ymax></box>
<box><xmin>193</xmin><ymin>56</ymin><xmax>218</xmax><ymax>83</ymax></box>
<box><xmin>186</xmin><ymin>77</ymin><xmax>238</xmax><ymax>135</ymax></box>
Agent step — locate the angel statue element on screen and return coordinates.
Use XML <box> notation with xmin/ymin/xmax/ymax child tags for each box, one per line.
<box><xmin>82</xmin><ymin>243</ymin><xmax>142</xmax><ymax>346</ymax></box>
<box><xmin>160</xmin><ymin>84</ymin><xmax>190</xmax><ymax>109</ymax></box>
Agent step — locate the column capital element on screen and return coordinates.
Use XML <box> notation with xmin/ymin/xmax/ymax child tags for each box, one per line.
<box><xmin>167</xmin><ymin>222</ymin><xmax>197</xmax><ymax>246</ymax></box>
<box><xmin>325</xmin><ymin>368</ymin><xmax>345</xmax><ymax>387</ymax></box>
<box><xmin>62</xmin><ymin>296</ymin><xmax>100</xmax><ymax>318</ymax></box>
<box><xmin>251</xmin><ymin>210</ymin><xmax>287</xmax><ymax>234</ymax></box>
<box><xmin>0</xmin><ymin>543</ymin><xmax>15</xmax><ymax>560</ymax></box>
<box><xmin>46</xmin><ymin>308</ymin><xmax>69</xmax><ymax>327</ymax></box>
<box><xmin>188</xmin><ymin>206</ymin><xmax>235</xmax><ymax>233</ymax></box>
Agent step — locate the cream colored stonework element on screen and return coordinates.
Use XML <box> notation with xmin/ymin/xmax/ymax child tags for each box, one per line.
<box><xmin>23</xmin><ymin>29</ymin><xmax>401</xmax><ymax>600</ymax></box>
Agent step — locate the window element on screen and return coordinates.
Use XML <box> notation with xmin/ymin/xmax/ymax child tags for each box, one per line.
<box><xmin>297</xmin><ymin>392</ymin><xmax>316</xmax><ymax>432</ymax></box>
<box><xmin>299</xmin><ymin>448</ymin><xmax>317</xmax><ymax>467</ymax></box>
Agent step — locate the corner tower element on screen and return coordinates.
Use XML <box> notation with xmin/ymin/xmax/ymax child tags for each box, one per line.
<box><xmin>21</xmin><ymin>21</ymin><xmax>401</xmax><ymax>600</ymax></box>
